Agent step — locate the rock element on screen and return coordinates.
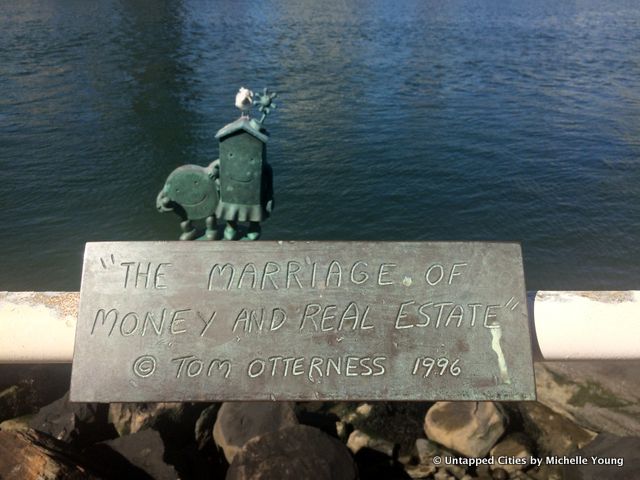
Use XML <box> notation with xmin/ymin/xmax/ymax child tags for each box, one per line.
<box><xmin>28</xmin><ymin>392</ymin><xmax>114</xmax><ymax>445</ymax></box>
<box><xmin>424</xmin><ymin>402</ymin><xmax>506</xmax><ymax>458</ymax></box>
<box><xmin>341</xmin><ymin>402</ymin><xmax>372</xmax><ymax>424</ymax></box>
<box><xmin>102</xmin><ymin>429</ymin><xmax>179</xmax><ymax>480</ymax></box>
<box><xmin>346</xmin><ymin>429</ymin><xmax>369</xmax><ymax>454</ymax></box>
<box><xmin>226</xmin><ymin>424</ymin><xmax>357</xmax><ymax>480</ymax></box>
<box><xmin>510</xmin><ymin>472</ymin><xmax>535</xmax><ymax>480</ymax></box>
<box><xmin>356</xmin><ymin>403</ymin><xmax>373</xmax><ymax>417</ymax></box>
<box><xmin>353</xmin><ymin>445</ymin><xmax>408</xmax><ymax>479</ymax></box>
<box><xmin>294</xmin><ymin>402</ymin><xmax>343</xmax><ymax>438</ymax></box>
<box><xmin>0</xmin><ymin>414</ymin><xmax>32</xmax><ymax>432</ymax></box>
<box><xmin>194</xmin><ymin>403</ymin><xmax>220</xmax><ymax>450</ymax></box>
<box><xmin>489</xmin><ymin>433</ymin><xmax>532</xmax><ymax>473</ymax></box>
<box><xmin>534</xmin><ymin>361</ymin><xmax>640</xmax><ymax>435</ymax></box>
<box><xmin>109</xmin><ymin>402</ymin><xmax>178</xmax><ymax>436</ymax></box>
<box><xmin>335</xmin><ymin>420</ymin><xmax>348</xmax><ymax>439</ymax></box>
<box><xmin>528</xmin><ymin>464</ymin><xmax>563</xmax><ymax>480</ymax></box>
<box><xmin>0</xmin><ymin>386</ymin><xmax>27</xmax><ymax>423</ymax></box>
<box><xmin>563</xmin><ymin>433</ymin><xmax>640</xmax><ymax>480</ymax></box>
<box><xmin>213</xmin><ymin>401</ymin><xmax>298</xmax><ymax>464</ymax></box>
<box><xmin>339</xmin><ymin>401</ymin><xmax>431</xmax><ymax>457</ymax></box>
<box><xmin>434</xmin><ymin>468</ymin><xmax>454</xmax><ymax>480</ymax></box>
<box><xmin>0</xmin><ymin>365</ymin><xmax>71</xmax><ymax>422</ymax></box>
<box><xmin>109</xmin><ymin>402</ymin><xmax>204</xmax><ymax>445</ymax></box>
<box><xmin>476</xmin><ymin>464</ymin><xmax>492</xmax><ymax>479</ymax></box>
<box><xmin>519</xmin><ymin>402</ymin><xmax>596</xmax><ymax>455</ymax></box>
<box><xmin>109</xmin><ymin>401</ymin><xmax>211</xmax><ymax>478</ymax></box>
<box><xmin>491</xmin><ymin>467</ymin><xmax>509</xmax><ymax>480</ymax></box>
<box><xmin>0</xmin><ymin>428</ymin><xmax>103</xmax><ymax>479</ymax></box>
<box><xmin>443</xmin><ymin>459</ymin><xmax>467</xmax><ymax>479</ymax></box>
<box><xmin>296</xmin><ymin>401</ymin><xmax>327</xmax><ymax>413</ymax></box>
<box><xmin>416</xmin><ymin>437</ymin><xmax>440</xmax><ymax>463</ymax></box>
<box><xmin>405</xmin><ymin>438</ymin><xmax>451</xmax><ymax>478</ymax></box>
<box><xmin>347</xmin><ymin>429</ymin><xmax>395</xmax><ymax>457</ymax></box>
<box><xmin>405</xmin><ymin>463</ymin><xmax>437</xmax><ymax>479</ymax></box>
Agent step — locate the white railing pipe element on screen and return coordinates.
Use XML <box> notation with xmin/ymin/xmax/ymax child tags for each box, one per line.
<box><xmin>0</xmin><ymin>291</ymin><xmax>638</xmax><ymax>363</ymax></box>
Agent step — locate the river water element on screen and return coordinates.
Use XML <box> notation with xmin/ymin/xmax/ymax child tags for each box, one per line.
<box><xmin>1</xmin><ymin>0</ymin><xmax>639</xmax><ymax>291</ymax></box>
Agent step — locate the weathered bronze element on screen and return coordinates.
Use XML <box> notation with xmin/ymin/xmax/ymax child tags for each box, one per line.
<box><xmin>157</xmin><ymin>87</ymin><xmax>276</xmax><ymax>241</ymax></box>
<box><xmin>156</xmin><ymin>163</ymin><xmax>219</xmax><ymax>240</ymax></box>
<box><xmin>70</xmin><ymin>241</ymin><xmax>536</xmax><ymax>402</ymax></box>
<box><xmin>214</xmin><ymin>88</ymin><xmax>276</xmax><ymax>241</ymax></box>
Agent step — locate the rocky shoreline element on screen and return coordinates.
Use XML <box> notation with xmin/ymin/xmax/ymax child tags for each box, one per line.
<box><xmin>1</xmin><ymin>362</ymin><xmax>639</xmax><ymax>479</ymax></box>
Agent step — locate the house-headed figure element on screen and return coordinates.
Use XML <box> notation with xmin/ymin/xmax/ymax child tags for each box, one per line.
<box><xmin>213</xmin><ymin>115</ymin><xmax>274</xmax><ymax>240</ymax></box>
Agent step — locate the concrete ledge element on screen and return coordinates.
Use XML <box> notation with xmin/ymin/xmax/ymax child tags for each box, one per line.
<box><xmin>1</xmin><ymin>291</ymin><xmax>639</xmax><ymax>363</ymax></box>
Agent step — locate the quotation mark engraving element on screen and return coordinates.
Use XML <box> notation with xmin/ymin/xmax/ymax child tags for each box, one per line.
<box><xmin>100</xmin><ymin>254</ymin><xmax>116</xmax><ymax>269</ymax></box>
<box><xmin>133</xmin><ymin>355</ymin><xmax>157</xmax><ymax>378</ymax></box>
<box><xmin>504</xmin><ymin>296</ymin><xmax>519</xmax><ymax>311</ymax></box>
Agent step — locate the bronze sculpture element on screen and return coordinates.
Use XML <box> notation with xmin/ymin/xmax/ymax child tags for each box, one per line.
<box><xmin>157</xmin><ymin>87</ymin><xmax>277</xmax><ymax>241</ymax></box>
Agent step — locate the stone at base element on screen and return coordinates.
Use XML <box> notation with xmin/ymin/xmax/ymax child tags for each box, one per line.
<box><xmin>489</xmin><ymin>433</ymin><xmax>532</xmax><ymax>473</ymax></box>
<box><xmin>108</xmin><ymin>402</ymin><xmax>203</xmax><ymax>444</ymax></box>
<box><xmin>415</xmin><ymin>438</ymin><xmax>440</xmax><ymax>463</ymax></box>
<box><xmin>213</xmin><ymin>402</ymin><xmax>298</xmax><ymax>464</ymax></box>
<box><xmin>0</xmin><ymin>415</ymin><xmax>32</xmax><ymax>432</ymax></box>
<box><xmin>195</xmin><ymin>404</ymin><xmax>220</xmax><ymax>450</ymax></box>
<box><xmin>563</xmin><ymin>433</ymin><xmax>640</xmax><ymax>480</ymax></box>
<box><xmin>0</xmin><ymin>386</ymin><xmax>25</xmax><ymax>423</ymax></box>
<box><xmin>405</xmin><ymin>463</ymin><xmax>437</xmax><ymax>479</ymax></box>
<box><xmin>424</xmin><ymin>402</ymin><xmax>506</xmax><ymax>458</ymax></box>
<box><xmin>518</xmin><ymin>402</ymin><xmax>596</xmax><ymax>455</ymax></box>
<box><xmin>0</xmin><ymin>429</ymin><xmax>102</xmax><ymax>479</ymax></box>
<box><xmin>101</xmin><ymin>429</ymin><xmax>179</xmax><ymax>480</ymax></box>
<box><xmin>224</xmin><ymin>225</ymin><xmax>237</xmax><ymax>240</ymax></box>
<box><xmin>347</xmin><ymin>429</ymin><xmax>395</xmax><ymax>457</ymax></box>
<box><xmin>28</xmin><ymin>392</ymin><xmax>112</xmax><ymax>445</ymax></box>
<box><xmin>491</xmin><ymin>467</ymin><xmax>509</xmax><ymax>480</ymax></box>
<box><xmin>226</xmin><ymin>424</ymin><xmax>357</xmax><ymax>480</ymax></box>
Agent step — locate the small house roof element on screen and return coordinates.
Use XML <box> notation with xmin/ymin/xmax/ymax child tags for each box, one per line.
<box><xmin>215</xmin><ymin>118</ymin><xmax>269</xmax><ymax>143</ymax></box>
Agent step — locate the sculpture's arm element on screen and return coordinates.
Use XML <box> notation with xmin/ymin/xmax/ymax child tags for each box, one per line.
<box><xmin>207</xmin><ymin>159</ymin><xmax>220</xmax><ymax>179</ymax></box>
<box><xmin>263</xmin><ymin>163</ymin><xmax>274</xmax><ymax>213</ymax></box>
<box><xmin>156</xmin><ymin>189</ymin><xmax>174</xmax><ymax>213</ymax></box>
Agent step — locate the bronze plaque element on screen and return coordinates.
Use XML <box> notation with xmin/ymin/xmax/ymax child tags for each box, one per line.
<box><xmin>70</xmin><ymin>242</ymin><xmax>535</xmax><ymax>402</ymax></box>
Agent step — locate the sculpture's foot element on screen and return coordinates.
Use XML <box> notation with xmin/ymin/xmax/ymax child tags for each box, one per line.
<box><xmin>224</xmin><ymin>224</ymin><xmax>238</xmax><ymax>240</ymax></box>
<box><xmin>242</xmin><ymin>222</ymin><xmax>261</xmax><ymax>241</ymax></box>
<box><xmin>180</xmin><ymin>229</ymin><xmax>198</xmax><ymax>241</ymax></box>
<box><xmin>204</xmin><ymin>216</ymin><xmax>219</xmax><ymax>240</ymax></box>
<box><xmin>179</xmin><ymin>220</ymin><xmax>198</xmax><ymax>241</ymax></box>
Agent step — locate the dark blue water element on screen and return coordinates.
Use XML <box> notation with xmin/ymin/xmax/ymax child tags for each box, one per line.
<box><xmin>1</xmin><ymin>0</ymin><xmax>639</xmax><ymax>291</ymax></box>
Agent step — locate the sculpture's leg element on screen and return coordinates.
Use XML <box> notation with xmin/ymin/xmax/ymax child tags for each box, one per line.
<box><xmin>245</xmin><ymin>222</ymin><xmax>261</xmax><ymax>241</ymax></box>
<box><xmin>179</xmin><ymin>220</ymin><xmax>198</xmax><ymax>241</ymax></box>
<box><xmin>224</xmin><ymin>220</ymin><xmax>238</xmax><ymax>240</ymax></box>
<box><xmin>205</xmin><ymin>216</ymin><xmax>218</xmax><ymax>241</ymax></box>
